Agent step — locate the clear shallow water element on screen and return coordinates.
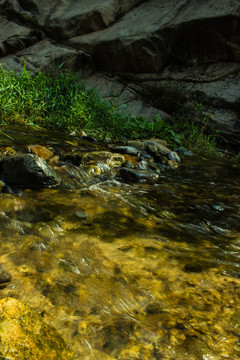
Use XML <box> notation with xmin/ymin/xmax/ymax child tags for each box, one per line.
<box><xmin>0</xmin><ymin>128</ymin><xmax>240</xmax><ymax>359</ymax></box>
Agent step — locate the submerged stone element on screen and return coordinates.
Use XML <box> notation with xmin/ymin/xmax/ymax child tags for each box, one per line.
<box><xmin>0</xmin><ymin>297</ymin><xmax>72</xmax><ymax>360</ymax></box>
<box><xmin>1</xmin><ymin>154</ymin><xmax>61</xmax><ymax>188</ymax></box>
<box><xmin>0</xmin><ymin>265</ymin><xmax>12</xmax><ymax>285</ymax></box>
<box><xmin>145</xmin><ymin>301</ymin><xmax>165</xmax><ymax>315</ymax></box>
<box><xmin>184</xmin><ymin>263</ymin><xmax>203</xmax><ymax>273</ymax></box>
<box><xmin>119</xmin><ymin>167</ymin><xmax>159</xmax><ymax>183</ymax></box>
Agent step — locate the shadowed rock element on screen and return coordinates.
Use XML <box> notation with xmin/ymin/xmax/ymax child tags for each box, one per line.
<box><xmin>119</xmin><ymin>167</ymin><xmax>159</xmax><ymax>183</ymax></box>
<box><xmin>1</xmin><ymin>154</ymin><xmax>61</xmax><ymax>188</ymax></box>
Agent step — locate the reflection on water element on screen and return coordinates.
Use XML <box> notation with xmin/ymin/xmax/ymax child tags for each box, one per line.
<box><xmin>0</xmin><ymin>132</ymin><xmax>240</xmax><ymax>358</ymax></box>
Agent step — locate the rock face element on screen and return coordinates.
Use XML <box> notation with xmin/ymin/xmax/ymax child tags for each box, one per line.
<box><xmin>1</xmin><ymin>154</ymin><xmax>61</xmax><ymax>188</ymax></box>
<box><xmin>0</xmin><ymin>0</ymin><xmax>239</xmax><ymax>148</ymax></box>
<box><xmin>0</xmin><ymin>297</ymin><xmax>71</xmax><ymax>360</ymax></box>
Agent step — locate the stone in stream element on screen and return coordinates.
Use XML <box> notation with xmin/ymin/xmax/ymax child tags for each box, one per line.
<box><xmin>0</xmin><ymin>265</ymin><xmax>12</xmax><ymax>285</ymax></box>
<box><xmin>0</xmin><ymin>297</ymin><xmax>72</xmax><ymax>360</ymax></box>
<box><xmin>144</xmin><ymin>140</ymin><xmax>172</xmax><ymax>156</ymax></box>
<box><xmin>121</xmin><ymin>160</ymin><xmax>135</xmax><ymax>169</ymax></box>
<box><xmin>145</xmin><ymin>301</ymin><xmax>166</xmax><ymax>315</ymax></box>
<box><xmin>119</xmin><ymin>167</ymin><xmax>159</xmax><ymax>182</ymax></box>
<box><xmin>27</xmin><ymin>144</ymin><xmax>54</xmax><ymax>160</ymax></box>
<box><xmin>61</xmin><ymin>150</ymin><xmax>124</xmax><ymax>168</ymax></box>
<box><xmin>1</xmin><ymin>154</ymin><xmax>61</xmax><ymax>188</ymax></box>
<box><xmin>168</xmin><ymin>151</ymin><xmax>181</xmax><ymax>163</ymax></box>
<box><xmin>137</xmin><ymin>159</ymin><xmax>149</xmax><ymax>170</ymax></box>
<box><xmin>108</xmin><ymin>144</ymin><xmax>140</xmax><ymax>157</ymax></box>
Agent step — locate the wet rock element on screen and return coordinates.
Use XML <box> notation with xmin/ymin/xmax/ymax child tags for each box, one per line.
<box><xmin>27</xmin><ymin>144</ymin><xmax>54</xmax><ymax>160</ymax></box>
<box><xmin>1</xmin><ymin>154</ymin><xmax>61</xmax><ymax>188</ymax></box>
<box><xmin>168</xmin><ymin>151</ymin><xmax>181</xmax><ymax>163</ymax></box>
<box><xmin>60</xmin><ymin>151</ymin><xmax>86</xmax><ymax>166</ymax></box>
<box><xmin>108</xmin><ymin>145</ymin><xmax>140</xmax><ymax>157</ymax></box>
<box><xmin>167</xmin><ymin>160</ymin><xmax>179</xmax><ymax>169</ymax></box>
<box><xmin>137</xmin><ymin>160</ymin><xmax>149</xmax><ymax>170</ymax></box>
<box><xmin>0</xmin><ymin>147</ymin><xmax>16</xmax><ymax>158</ymax></box>
<box><xmin>139</xmin><ymin>150</ymin><xmax>152</xmax><ymax>159</ymax></box>
<box><xmin>80</xmin><ymin>135</ymin><xmax>97</xmax><ymax>143</ymax></box>
<box><xmin>123</xmin><ymin>154</ymin><xmax>139</xmax><ymax>167</ymax></box>
<box><xmin>83</xmin><ymin>165</ymin><xmax>102</xmax><ymax>175</ymax></box>
<box><xmin>154</xmin><ymin>154</ymin><xmax>168</xmax><ymax>165</ymax></box>
<box><xmin>127</xmin><ymin>140</ymin><xmax>145</xmax><ymax>150</ymax></box>
<box><xmin>145</xmin><ymin>144</ymin><xmax>158</xmax><ymax>155</ymax></box>
<box><xmin>148</xmin><ymin>162</ymin><xmax>161</xmax><ymax>174</ymax></box>
<box><xmin>144</xmin><ymin>140</ymin><xmax>171</xmax><ymax>156</ymax></box>
<box><xmin>175</xmin><ymin>147</ymin><xmax>187</xmax><ymax>155</ymax></box>
<box><xmin>175</xmin><ymin>147</ymin><xmax>194</xmax><ymax>156</ymax></box>
<box><xmin>62</xmin><ymin>150</ymin><xmax>124</xmax><ymax>168</ymax></box>
<box><xmin>0</xmin><ymin>297</ymin><xmax>72</xmax><ymax>360</ymax></box>
<box><xmin>83</xmin><ymin>151</ymin><xmax>125</xmax><ymax>167</ymax></box>
<box><xmin>119</xmin><ymin>167</ymin><xmax>159</xmax><ymax>183</ymax></box>
<box><xmin>122</xmin><ymin>160</ymin><xmax>134</xmax><ymax>169</ymax></box>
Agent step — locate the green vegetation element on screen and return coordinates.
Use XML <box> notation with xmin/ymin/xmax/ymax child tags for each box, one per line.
<box><xmin>0</xmin><ymin>66</ymin><xmax>235</xmax><ymax>158</ymax></box>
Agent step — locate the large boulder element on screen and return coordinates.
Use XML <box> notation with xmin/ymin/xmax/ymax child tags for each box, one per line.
<box><xmin>1</xmin><ymin>154</ymin><xmax>61</xmax><ymax>188</ymax></box>
<box><xmin>0</xmin><ymin>297</ymin><xmax>72</xmax><ymax>360</ymax></box>
<box><xmin>0</xmin><ymin>0</ymin><xmax>239</xmax><ymax>148</ymax></box>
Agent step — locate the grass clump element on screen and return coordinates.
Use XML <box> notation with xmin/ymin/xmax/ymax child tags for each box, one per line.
<box><xmin>0</xmin><ymin>66</ymin><xmax>234</xmax><ymax>158</ymax></box>
<box><xmin>0</xmin><ymin>66</ymin><xmax>166</xmax><ymax>140</ymax></box>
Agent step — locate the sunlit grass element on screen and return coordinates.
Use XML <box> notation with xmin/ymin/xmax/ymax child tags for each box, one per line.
<box><xmin>0</xmin><ymin>66</ymin><xmax>167</xmax><ymax>140</ymax></box>
<box><xmin>0</xmin><ymin>66</ymin><xmax>235</xmax><ymax>158</ymax></box>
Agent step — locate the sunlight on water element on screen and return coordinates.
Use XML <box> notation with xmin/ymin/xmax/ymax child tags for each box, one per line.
<box><xmin>0</xmin><ymin>128</ymin><xmax>240</xmax><ymax>359</ymax></box>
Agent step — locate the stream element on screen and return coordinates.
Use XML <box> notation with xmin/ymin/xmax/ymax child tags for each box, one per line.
<box><xmin>0</xmin><ymin>127</ymin><xmax>240</xmax><ymax>359</ymax></box>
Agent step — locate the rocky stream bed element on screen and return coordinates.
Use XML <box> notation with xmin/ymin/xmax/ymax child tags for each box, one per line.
<box><xmin>0</xmin><ymin>126</ymin><xmax>239</xmax><ymax>359</ymax></box>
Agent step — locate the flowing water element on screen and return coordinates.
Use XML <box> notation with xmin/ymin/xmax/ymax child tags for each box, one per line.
<box><xmin>0</xmin><ymin>128</ymin><xmax>240</xmax><ymax>359</ymax></box>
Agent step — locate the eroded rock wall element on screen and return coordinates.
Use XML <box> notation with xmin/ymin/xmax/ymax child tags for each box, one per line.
<box><xmin>0</xmin><ymin>0</ymin><xmax>239</xmax><ymax>148</ymax></box>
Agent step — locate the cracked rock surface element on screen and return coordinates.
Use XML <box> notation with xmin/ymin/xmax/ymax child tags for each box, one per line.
<box><xmin>0</xmin><ymin>0</ymin><xmax>239</xmax><ymax>147</ymax></box>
